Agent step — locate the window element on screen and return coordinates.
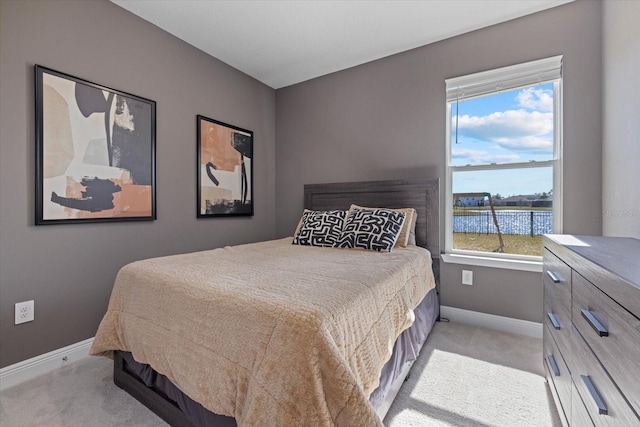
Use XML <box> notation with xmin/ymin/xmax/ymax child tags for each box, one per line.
<box><xmin>445</xmin><ymin>56</ymin><xmax>562</xmax><ymax>261</ymax></box>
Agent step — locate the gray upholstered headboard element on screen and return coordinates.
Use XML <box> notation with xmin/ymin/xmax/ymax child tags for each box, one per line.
<box><xmin>303</xmin><ymin>178</ymin><xmax>440</xmax><ymax>258</ymax></box>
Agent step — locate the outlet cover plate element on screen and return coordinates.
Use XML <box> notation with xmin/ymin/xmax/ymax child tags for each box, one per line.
<box><xmin>15</xmin><ymin>300</ymin><xmax>34</xmax><ymax>324</ymax></box>
<box><xmin>462</xmin><ymin>270</ymin><xmax>473</xmax><ymax>286</ymax></box>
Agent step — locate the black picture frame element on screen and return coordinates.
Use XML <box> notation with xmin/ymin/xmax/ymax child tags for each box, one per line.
<box><xmin>35</xmin><ymin>65</ymin><xmax>156</xmax><ymax>225</ymax></box>
<box><xmin>197</xmin><ymin>115</ymin><xmax>253</xmax><ymax>217</ymax></box>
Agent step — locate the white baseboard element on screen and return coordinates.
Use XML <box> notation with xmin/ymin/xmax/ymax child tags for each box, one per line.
<box><xmin>440</xmin><ymin>306</ymin><xmax>542</xmax><ymax>339</ymax></box>
<box><xmin>0</xmin><ymin>337</ymin><xmax>94</xmax><ymax>391</ymax></box>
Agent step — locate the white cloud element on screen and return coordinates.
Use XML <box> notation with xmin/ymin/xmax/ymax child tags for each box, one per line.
<box><xmin>453</xmin><ymin>109</ymin><xmax>553</xmax><ymax>153</ymax></box>
<box><xmin>517</xmin><ymin>87</ymin><xmax>553</xmax><ymax>112</ymax></box>
<box><xmin>452</xmin><ymin>148</ymin><xmax>520</xmax><ymax>165</ymax></box>
<box><xmin>492</xmin><ymin>135</ymin><xmax>553</xmax><ymax>151</ymax></box>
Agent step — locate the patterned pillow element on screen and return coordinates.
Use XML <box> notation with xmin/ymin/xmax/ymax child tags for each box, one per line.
<box><xmin>336</xmin><ymin>209</ymin><xmax>406</xmax><ymax>252</ymax></box>
<box><xmin>292</xmin><ymin>210</ymin><xmax>347</xmax><ymax>247</ymax></box>
<box><xmin>349</xmin><ymin>204</ymin><xmax>416</xmax><ymax>248</ymax></box>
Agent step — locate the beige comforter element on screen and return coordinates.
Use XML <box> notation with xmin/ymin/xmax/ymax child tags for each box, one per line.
<box><xmin>90</xmin><ymin>238</ymin><xmax>435</xmax><ymax>426</ymax></box>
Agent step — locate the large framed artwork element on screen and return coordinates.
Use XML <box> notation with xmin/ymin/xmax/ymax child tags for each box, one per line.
<box><xmin>197</xmin><ymin>115</ymin><xmax>253</xmax><ymax>217</ymax></box>
<box><xmin>35</xmin><ymin>65</ymin><xmax>156</xmax><ymax>225</ymax></box>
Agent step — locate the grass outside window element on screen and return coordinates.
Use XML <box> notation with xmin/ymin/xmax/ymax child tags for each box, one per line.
<box><xmin>453</xmin><ymin>233</ymin><xmax>543</xmax><ymax>256</ymax></box>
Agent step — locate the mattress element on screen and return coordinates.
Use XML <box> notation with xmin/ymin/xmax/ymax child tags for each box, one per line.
<box><xmin>116</xmin><ymin>288</ymin><xmax>439</xmax><ymax>427</ymax></box>
<box><xmin>91</xmin><ymin>238</ymin><xmax>436</xmax><ymax>426</ymax></box>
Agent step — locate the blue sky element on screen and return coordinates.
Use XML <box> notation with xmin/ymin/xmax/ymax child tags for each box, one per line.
<box><xmin>451</xmin><ymin>83</ymin><xmax>555</xmax><ymax>198</ymax></box>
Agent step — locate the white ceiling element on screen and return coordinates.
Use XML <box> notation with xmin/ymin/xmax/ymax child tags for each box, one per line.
<box><xmin>111</xmin><ymin>0</ymin><xmax>573</xmax><ymax>89</ymax></box>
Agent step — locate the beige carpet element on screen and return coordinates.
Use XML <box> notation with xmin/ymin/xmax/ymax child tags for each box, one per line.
<box><xmin>384</xmin><ymin>321</ymin><xmax>561</xmax><ymax>426</ymax></box>
<box><xmin>0</xmin><ymin>321</ymin><xmax>561</xmax><ymax>426</ymax></box>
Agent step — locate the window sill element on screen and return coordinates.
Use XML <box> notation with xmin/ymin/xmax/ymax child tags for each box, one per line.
<box><xmin>441</xmin><ymin>253</ymin><xmax>542</xmax><ymax>272</ymax></box>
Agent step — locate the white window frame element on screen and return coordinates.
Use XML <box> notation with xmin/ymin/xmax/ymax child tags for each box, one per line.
<box><xmin>443</xmin><ymin>56</ymin><xmax>563</xmax><ymax>270</ymax></box>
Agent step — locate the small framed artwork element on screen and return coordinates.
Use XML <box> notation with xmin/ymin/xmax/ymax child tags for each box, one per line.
<box><xmin>35</xmin><ymin>65</ymin><xmax>156</xmax><ymax>224</ymax></box>
<box><xmin>197</xmin><ymin>115</ymin><xmax>253</xmax><ymax>217</ymax></box>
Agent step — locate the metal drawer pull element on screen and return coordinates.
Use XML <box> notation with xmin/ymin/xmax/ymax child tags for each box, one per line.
<box><xmin>547</xmin><ymin>354</ymin><xmax>560</xmax><ymax>376</ymax></box>
<box><xmin>581</xmin><ymin>375</ymin><xmax>608</xmax><ymax>415</ymax></box>
<box><xmin>547</xmin><ymin>312</ymin><xmax>561</xmax><ymax>330</ymax></box>
<box><xmin>546</xmin><ymin>271</ymin><xmax>561</xmax><ymax>283</ymax></box>
<box><xmin>581</xmin><ymin>310</ymin><xmax>609</xmax><ymax>337</ymax></box>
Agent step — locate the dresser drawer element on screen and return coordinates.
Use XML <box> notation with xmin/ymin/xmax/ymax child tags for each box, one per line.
<box><xmin>544</xmin><ymin>360</ymin><xmax>570</xmax><ymax>427</ymax></box>
<box><xmin>572</xmin><ymin>382</ymin><xmax>594</xmax><ymax>427</ymax></box>
<box><xmin>572</xmin><ymin>271</ymin><xmax>640</xmax><ymax>417</ymax></box>
<box><xmin>543</xmin><ymin>248</ymin><xmax>572</xmax><ymax>357</ymax></box>
<box><xmin>543</xmin><ymin>325</ymin><xmax>572</xmax><ymax>420</ymax></box>
<box><xmin>570</xmin><ymin>325</ymin><xmax>640</xmax><ymax>426</ymax></box>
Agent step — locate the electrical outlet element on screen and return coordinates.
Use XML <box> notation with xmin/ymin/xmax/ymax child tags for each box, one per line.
<box><xmin>15</xmin><ymin>300</ymin><xmax>34</xmax><ymax>324</ymax></box>
<box><xmin>462</xmin><ymin>270</ymin><xmax>473</xmax><ymax>286</ymax></box>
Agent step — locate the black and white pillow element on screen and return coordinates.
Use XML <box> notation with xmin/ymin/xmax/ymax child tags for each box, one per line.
<box><xmin>292</xmin><ymin>210</ymin><xmax>347</xmax><ymax>247</ymax></box>
<box><xmin>336</xmin><ymin>209</ymin><xmax>406</xmax><ymax>252</ymax></box>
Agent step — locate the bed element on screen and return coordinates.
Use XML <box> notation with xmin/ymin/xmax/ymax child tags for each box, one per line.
<box><xmin>90</xmin><ymin>178</ymin><xmax>440</xmax><ymax>426</ymax></box>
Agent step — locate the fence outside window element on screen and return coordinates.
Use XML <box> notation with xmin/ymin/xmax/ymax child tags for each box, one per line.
<box><xmin>453</xmin><ymin>210</ymin><xmax>552</xmax><ymax>237</ymax></box>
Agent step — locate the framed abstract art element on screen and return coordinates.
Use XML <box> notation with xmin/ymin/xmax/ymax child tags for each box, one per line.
<box><xmin>35</xmin><ymin>65</ymin><xmax>156</xmax><ymax>224</ymax></box>
<box><xmin>197</xmin><ymin>115</ymin><xmax>253</xmax><ymax>217</ymax></box>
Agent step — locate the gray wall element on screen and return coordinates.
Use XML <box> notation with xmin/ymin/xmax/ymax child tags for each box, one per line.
<box><xmin>0</xmin><ymin>0</ymin><xmax>276</xmax><ymax>368</ymax></box>
<box><xmin>275</xmin><ymin>0</ymin><xmax>603</xmax><ymax>323</ymax></box>
<box><xmin>602</xmin><ymin>0</ymin><xmax>640</xmax><ymax>238</ymax></box>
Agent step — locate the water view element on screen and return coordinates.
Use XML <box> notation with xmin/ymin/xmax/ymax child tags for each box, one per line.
<box><xmin>453</xmin><ymin>210</ymin><xmax>552</xmax><ymax>236</ymax></box>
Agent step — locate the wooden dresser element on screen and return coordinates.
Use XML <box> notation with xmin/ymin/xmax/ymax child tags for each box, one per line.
<box><xmin>543</xmin><ymin>235</ymin><xmax>640</xmax><ymax>427</ymax></box>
